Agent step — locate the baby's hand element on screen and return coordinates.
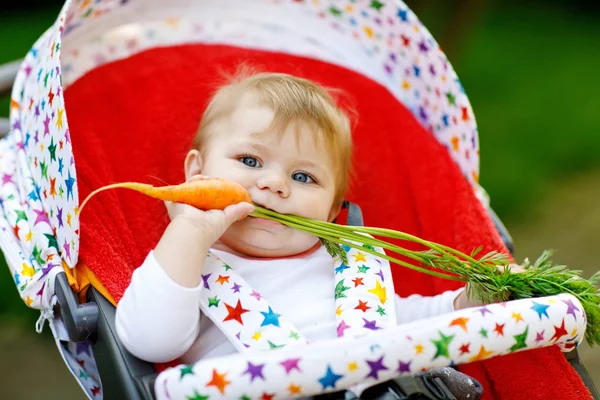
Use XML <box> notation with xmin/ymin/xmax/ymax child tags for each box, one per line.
<box><xmin>165</xmin><ymin>175</ymin><xmax>254</xmax><ymax>246</ymax></box>
<box><xmin>453</xmin><ymin>263</ymin><xmax>525</xmax><ymax>310</ymax></box>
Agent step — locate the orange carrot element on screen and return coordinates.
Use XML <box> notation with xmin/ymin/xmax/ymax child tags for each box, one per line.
<box><xmin>79</xmin><ymin>178</ymin><xmax>251</xmax><ymax>212</ymax></box>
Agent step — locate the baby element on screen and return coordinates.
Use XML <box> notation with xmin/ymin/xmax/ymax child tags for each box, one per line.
<box><xmin>115</xmin><ymin>72</ymin><xmax>482</xmax><ymax>365</ymax></box>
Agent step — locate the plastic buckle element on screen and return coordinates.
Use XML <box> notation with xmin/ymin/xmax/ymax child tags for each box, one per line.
<box><xmin>357</xmin><ymin>375</ymin><xmax>457</xmax><ymax>400</ymax></box>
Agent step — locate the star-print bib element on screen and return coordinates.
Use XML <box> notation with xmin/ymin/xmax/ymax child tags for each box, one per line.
<box><xmin>198</xmin><ymin>242</ymin><xmax>397</xmax><ymax>353</ymax></box>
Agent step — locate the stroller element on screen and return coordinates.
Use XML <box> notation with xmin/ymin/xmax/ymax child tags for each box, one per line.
<box><xmin>0</xmin><ymin>0</ymin><xmax>598</xmax><ymax>398</ymax></box>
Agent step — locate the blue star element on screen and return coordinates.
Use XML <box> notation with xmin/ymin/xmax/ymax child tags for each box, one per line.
<box><xmin>260</xmin><ymin>306</ymin><xmax>281</xmax><ymax>327</ymax></box>
<box><xmin>335</xmin><ymin>264</ymin><xmax>350</xmax><ymax>274</ymax></box>
<box><xmin>58</xmin><ymin>157</ymin><xmax>64</xmax><ymax>176</ymax></box>
<box><xmin>531</xmin><ymin>301</ymin><xmax>550</xmax><ymax>320</ymax></box>
<box><xmin>413</xmin><ymin>65</ymin><xmax>420</xmax><ymax>77</ymax></box>
<box><xmin>65</xmin><ymin>172</ymin><xmax>75</xmax><ymax>201</ymax></box>
<box><xmin>441</xmin><ymin>114</ymin><xmax>449</xmax><ymax>127</ymax></box>
<box><xmin>28</xmin><ymin>189</ymin><xmax>40</xmax><ymax>202</ymax></box>
<box><xmin>318</xmin><ymin>365</ymin><xmax>344</xmax><ymax>389</ymax></box>
<box><xmin>13</xmin><ymin>272</ymin><xmax>20</xmax><ymax>286</ymax></box>
<box><xmin>397</xmin><ymin>9</ymin><xmax>408</xmax><ymax>21</ymax></box>
<box><xmin>341</xmin><ymin>244</ymin><xmax>351</xmax><ymax>252</ymax></box>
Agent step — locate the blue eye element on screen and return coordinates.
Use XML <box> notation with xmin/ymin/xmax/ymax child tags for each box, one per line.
<box><xmin>292</xmin><ymin>172</ymin><xmax>314</xmax><ymax>183</ymax></box>
<box><xmin>241</xmin><ymin>156</ymin><xmax>261</xmax><ymax>168</ymax></box>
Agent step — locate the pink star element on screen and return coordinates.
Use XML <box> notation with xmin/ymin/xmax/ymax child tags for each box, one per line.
<box><xmin>337</xmin><ymin>320</ymin><xmax>351</xmax><ymax>337</ymax></box>
<box><xmin>250</xmin><ymin>290</ymin><xmax>262</xmax><ymax>301</ymax></box>
<box><xmin>2</xmin><ymin>173</ymin><xmax>14</xmax><ymax>185</ymax></box>
<box><xmin>280</xmin><ymin>358</ymin><xmax>301</xmax><ymax>374</ymax></box>
<box><xmin>33</xmin><ymin>208</ymin><xmax>50</xmax><ymax>226</ymax></box>
<box><xmin>535</xmin><ymin>330</ymin><xmax>545</xmax><ymax>342</ymax></box>
<box><xmin>43</xmin><ymin>114</ymin><xmax>51</xmax><ymax>136</ymax></box>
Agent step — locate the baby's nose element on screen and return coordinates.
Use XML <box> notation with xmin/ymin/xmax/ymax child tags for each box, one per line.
<box><xmin>257</xmin><ymin>172</ymin><xmax>290</xmax><ymax>197</ymax></box>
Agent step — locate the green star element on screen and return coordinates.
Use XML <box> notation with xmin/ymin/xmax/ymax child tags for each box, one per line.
<box><xmin>44</xmin><ymin>72</ymin><xmax>49</xmax><ymax>88</ymax></box>
<box><xmin>335</xmin><ymin>279</ymin><xmax>351</xmax><ymax>299</ymax></box>
<box><xmin>376</xmin><ymin>305</ymin><xmax>387</xmax><ymax>316</ymax></box>
<box><xmin>362</xmin><ymin>244</ymin><xmax>375</xmax><ymax>251</ymax></box>
<box><xmin>58</xmin><ymin>186</ymin><xmax>64</xmax><ymax>198</ymax></box>
<box><xmin>44</xmin><ymin>233</ymin><xmax>59</xmax><ymax>252</ymax></box>
<box><xmin>180</xmin><ymin>365</ymin><xmax>194</xmax><ymax>379</ymax></box>
<box><xmin>446</xmin><ymin>91</ymin><xmax>456</xmax><ymax>106</ymax></box>
<box><xmin>510</xmin><ymin>326</ymin><xmax>529</xmax><ymax>352</ymax></box>
<box><xmin>15</xmin><ymin>210</ymin><xmax>28</xmax><ymax>223</ymax></box>
<box><xmin>329</xmin><ymin>6</ymin><xmax>342</xmax><ymax>16</ymax></box>
<box><xmin>479</xmin><ymin>328</ymin><xmax>488</xmax><ymax>338</ymax></box>
<box><xmin>370</xmin><ymin>0</ymin><xmax>384</xmax><ymax>10</ymax></box>
<box><xmin>83</xmin><ymin>8</ymin><xmax>93</xmax><ymax>17</ymax></box>
<box><xmin>223</xmin><ymin>264</ymin><xmax>232</xmax><ymax>271</ymax></box>
<box><xmin>431</xmin><ymin>331</ymin><xmax>455</xmax><ymax>360</ymax></box>
<box><xmin>32</xmin><ymin>245</ymin><xmax>45</xmax><ymax>266</ymax></box>
<box><xmin>48</xmin><ymin>137</ymin><xmax>57</xmax><ymax>162</ymax></box>
<box><xmin>240</xmin><ymin>396</ymin><xmax>251</xmax><ymax>400</ymax></box>
<box><xmin>208</xmin><ymin>296</ymin><xmax>220</xmax><ymax>307</ymax></box>
<box><xmin>289</xmin><ymin>331</ymin><xmax>300</xmax><ymax>340</ymax></box>
<box><xmin>357</xmin><ymin>265</ymin><xmax>370</xmax><ymax>273</ymax></box>
<box><xmin>79</xmin><ymin>369</ymin><xmax>89</xmax><ymax>380</ymax></box>
<box><xmin>268</xmin><ymin>340</ymin><xmax>285</xmax><ymax>350</ymax></box>
<box><xmin>186</xmin><ymin>390</ymin><xmax>208</xmax><ymax>400</ymax></box>
<box><xmin>40</xmin><ymin>159</ymin><xmax>49</xmax><ymax>181</ymax></box>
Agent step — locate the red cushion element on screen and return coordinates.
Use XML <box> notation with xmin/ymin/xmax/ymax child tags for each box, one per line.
<box><xmin>65</xmin><ymin>43</ymin><xmax>590</xmax><ymax>400</ymax></box>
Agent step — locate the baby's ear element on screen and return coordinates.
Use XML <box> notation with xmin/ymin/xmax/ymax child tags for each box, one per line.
<box><xmin>184</xmin><ymin>149</ymin><xmax>203</xmax><ymax>180</ymax></box>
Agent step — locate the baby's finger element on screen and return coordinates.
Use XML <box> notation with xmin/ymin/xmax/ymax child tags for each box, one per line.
<box><xmin>186</xmin><ymin>175</ymin><xmax>211</xmax><ymax>182</ymax></box>
<box><xmin>222</xmin><ymin>202</ymin><xmax>255</xmax><ymax>226</ymax></box>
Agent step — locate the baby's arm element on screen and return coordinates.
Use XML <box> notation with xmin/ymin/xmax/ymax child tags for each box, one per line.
<box><xmin>395</xmin><ymin>288</ymin><xmax>464</xmax><ymax>325</ymax></box>
<box><xmin>116</xmin><ymin>175</ymin><xmax>254</xmax><ymax>362</ymax></box>
<box><xmin>115</xmin><ymin>251</ymin><xmax>203</xmax><ymax>363</ymax></box>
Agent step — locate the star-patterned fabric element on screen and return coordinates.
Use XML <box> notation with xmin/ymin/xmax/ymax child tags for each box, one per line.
<box><xmin>156</xmin><ymin>293</ymin><xmax>586</xmax><ymax>399</ymax></box>
<box><xmin>198</xmin><ymin>242</ymin><xmax>397</xmax><ymax>355</ymax></box>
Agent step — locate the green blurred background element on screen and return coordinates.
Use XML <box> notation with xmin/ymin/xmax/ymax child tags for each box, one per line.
<box><xmin>1</xmin><ymin>0</ymin><xmax>599</xmax><ymax>398</ymax></box>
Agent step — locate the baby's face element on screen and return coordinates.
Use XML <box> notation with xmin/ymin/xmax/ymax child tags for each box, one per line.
<box><xmin>187</xmin><ymin>103</ymin><xmax>340</xmax><ymax>257</ymax></box>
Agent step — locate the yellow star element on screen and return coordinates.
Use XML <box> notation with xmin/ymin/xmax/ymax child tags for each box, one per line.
<box><xmin>164</xmin><ymin>18</ymin><xmax>181</xmax><ymax>27</ymax></box>
<box><xmin>449</xmin><ymin>317</ymin><xmax>469</xmax><ymax>332</ymax></box>
<box><xmin>56</xmin><ymin>108</ymin><xmax>64</xmax><ymax>130</ymax></box>
<box><xmin>512</xmin><ymin>312</ymin><xmax>524</xmax><ymax>323</ymax></box>
<box><xmin>74</xmin><ymin>206</ymin><xmax>79</xmax><ymax>216</ymax></box>
<box><xmin>469</xmin><ymin>345</ymin><xmax>494</xmax><ymax>362</ymax></box>
<box><xmin>368</xmin><ymin>280</ymin><xmax>387</xmax><ymax>304</ymax></box>
<box><xmin>548</xmin><ymin>299</ymin><xmax>556</xmax><ymax>304</ymax></box>
<box><xmin>21</xmin><ymin>263</ymin><xmax>35</xmax><ymax>278</ymax></box>
<box><xmin>353</xmin><ymin>251</ymin><xmax>367</xmax><ymax>263</ymax></box>
<box><xmin>252</xmin><ymin>332</ymin><xmax>262</xmax><ymax>341</ymax></box>
<box><xmin>402</xmin><ymin>80</ymin><xmax>411</xmax><ymax>90</ymax></box>
<box><xmin>25</xmin><ymin>296</ymin><xmax>33</xmax><ymax>306</ymax></box>
<box><xmin>571</xmin><ymin>328</ymin><xmax>578</xmax><ymax>337</ymax></box>
<box><xmin>66</xmin><ymin>212</ymin><xmax>72</xmax><ymax>227</ymax></box>
<box><xmin>25</xmin><ymin>231</ymin><xmax>33</xmax><ymax>242</ymax></box>
<box><xmin>346</xmin><ymin>5</ymin><xmax>353</xmax><ymax>12</ymax></box>
<box><xmin>415</xmin><ymin>343</ymin><xmax>424</xmax><ymax>354</ymax></box>
<box><xmin>288</xmin><ymin>383</ymin><xmax>302</xmax><ymax>395</ymax></box>
<box><xmin>336</xmin><ymin>305</ymin><xmax>343</xmax><ymax>316</ymax></box>
<box><xmin>348</xmin><ymin>362</ymin><xmax>358</xmax><ymax>372</ymax></box>
<box><xmin>364</xmin><ymin>26</ymin><xmax>374</xmax><ymax>38</ymax></box>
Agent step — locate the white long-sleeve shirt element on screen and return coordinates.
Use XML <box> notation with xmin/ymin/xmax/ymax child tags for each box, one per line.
<box><xmin>116</xmin><ymin>246</ymin><xmax>463</xmax><ymax>364</ymax></box>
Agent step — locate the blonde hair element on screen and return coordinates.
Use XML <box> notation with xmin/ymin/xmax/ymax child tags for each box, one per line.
<box><xmin>192</xmin><ymin>69</ymin><xmax>354</xmax><ymax>207</ymax></box>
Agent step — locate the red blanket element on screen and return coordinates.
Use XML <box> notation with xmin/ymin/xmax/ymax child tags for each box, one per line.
<box><xmin>66</xmin><ymin>44</ymin><xmax>591</xmax><ymax>400</ymax></box>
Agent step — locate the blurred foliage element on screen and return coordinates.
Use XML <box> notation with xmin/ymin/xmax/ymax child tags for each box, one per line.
<box><xmin>1</xmin><ymin>2</ymin><xmax>599</xmax><ymax>322</ymax></box>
